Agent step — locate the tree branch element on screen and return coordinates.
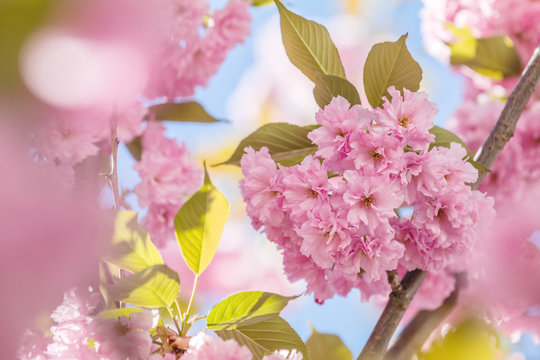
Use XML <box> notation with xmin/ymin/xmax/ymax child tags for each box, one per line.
<box><xmin>358</xmin><ymin>270</ymin><xmax>427</xmax><ymax>360</ymax></box>
<box><xmin>380</xmin><ymin>43</ymin><xmax>540</xmax><ymax>360</ymax></box>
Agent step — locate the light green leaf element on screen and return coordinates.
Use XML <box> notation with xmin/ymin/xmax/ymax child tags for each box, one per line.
<box><xmin>363</xmin><ymin>34</ymin><xmax>422</xmax><ymax>108</ymax></box>
<box><xmin>148</xmin><ymin>101</ymin><xmax>220</xmax><ymax>123</ymax></box>
<box><xmin>207</xmin><ymin>291</ymin><xmax>298</xmax><ymax>330</ymax></box>
<box><xmin>102</xmin><ymin>211</ymin><xmax>163</xmax><ymax>273</ymax></box>
<box><xmin>216</xmin><ymin>316</ymin><xmax>308</xmax><ymax>360</ymax></box>
<box><xmin>448</xmin><ymin>25</ymin><xmax>521</xmax><ymax>80</ymax></box>
<box><xmin>126</xmin><ymin>136</ymin><xmax>142</xmax><ymax>161</ymax></box>
<box><xmin>275</xmin><ymin>0</ymin><xmax>346</xmax><ymax>83</ymax></box>
<box><xmin>99</xmin><ymin>308</ymin><xmax>142</xmax><ymax>319</ymax></box>
<box><xmin>174</xmin><ymin>164</ymin><xmax>229</xmax><ymax>275</ymax></box>
<box><xmin>306</xmin><ymin>328</ymin><xmax>352</xmax><ymax>360</ymax></box>
<box><xmin>252</xmin><ymin>0</ymin><xmax>273</xmax><ymax>5</ymax></box>
<box><xmin>216</xmin><ymin>123</ymin><xmax>319</xmax><ymax>167</ymax></box>
<box><xmin>429</xmin><ymin>126</ymin><xmax>490</xmax><ymax>173</ymax></box>
<box><xmin>313</xmin><ymin>75</ymin><xmax>361</xmax><ymax>108</ymax></box>
<box><xmin>104</xmin><ymin>264</ymin><xmax>180</xmax><ymax>308</ymax></box>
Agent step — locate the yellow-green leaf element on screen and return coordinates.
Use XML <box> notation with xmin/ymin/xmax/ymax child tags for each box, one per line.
<box><xmin>252</xmin><ymin>0</ymin><xmax>273</xmax><ymax>5</ymax></box>
<box><xmin>104</xmin><ymin>264</ymin><xmax>180</xmax><ymax>308</ymax></box>
<box><xmin>275</xmin><ymin>0</ymin><xmax>346</xmax><ymax>83</ymax></box>
<box><xmin>207</xmin><ymin>291</ymin><xmax>298</xmax><ymax>331</ymax></box>
<box><xmin>102</xmin><ymin>211</ymin><xmax>163</xmax><ymax>273</ymax></box>
<box><xmin>313</xmin><ymin>75</ymin><xmax>361</xmax><ymax>108</ymax></box>
<box><xmin>363</xmin><ymin>34</ymin><xmax>422</xmax><ymax>108</ymax></box>
<box><xmin>306</xmin><ymin>328</ymin><xmax>352</xmax><ymax>360</ymax></box>
<box><xmin>216</xmin><ymin>123</ymin><xmax>319</xmax><ymax>167</ymax></box>
<box><xmin>148</xmin><ymin>101</ymin><xmax>220</xmax><ymax>123</ymax></box>
<box><xmin>99</xmin><ymin>308</ymin><xmax>143</xmax><ymax>319</ymax></box>
<box><xmin>174</xmin><ymin>164</ymin><xmax>229</xmax><ymax>275</ymax></box>
<box><xmin>216</xmin><ymin>316</ymin><xmax>308</xmax><ymax>360</ymax></box>
<box><xmin>448</xmin><ymin>25</ymin><xmax>521</xmax><ymax>80</ymax></box>
<box><xmin>419</xmin><ymin>318</ymin><xmax>501</xmax><ymax>360</ymax></box>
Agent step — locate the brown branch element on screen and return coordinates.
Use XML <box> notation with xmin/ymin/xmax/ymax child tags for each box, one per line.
<box><xmin>358</xmin><ymin>270</ymin><xmax>427</xmax><ymax>360</ymax></box>
<box><xmin>379</xmin><ymin>44</ymin><xmax>540</xmax><ymax>360</ymax></box>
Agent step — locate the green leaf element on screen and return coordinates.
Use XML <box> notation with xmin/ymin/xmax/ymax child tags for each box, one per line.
<box><xmin>448</xmin><ymin>26</ymin><xmax>521</xmax><ymax>80</ymax></box>
<box><xmin>216</xmin><ymin>123</ymin><xmax>319</xmax><ymax>167</ymax></box>
<box><xmin>363</xmin><ymin>34</ymin><xmax>422</xmax><ymax>108</ymax></box>
<box><xmin>216</xmin><ymin>316</ymin><xmax>308</xmax><ymax>360</ymax></box>
<box><xmin>429</xmin><ymin>126</ymin><xmax>490</xmax><ymax>173</ymax></box>
<box><xmin>174</xmin><ymin>164</ymin><xmax>229</xmax><ymax>275</ymax></box>
<box><xmin>252</xmin><ymin>0</ymin><xmax>273</xmax><ymax>5</ymax></box>
<box><xmin>207</xmin><ymin>291</ymin><xmax>298</xmax><ymax>330</ymax></box>
<box><xmin>99</xmin><ymin>308</ymin><xmax>143</xmax><ymax>319</ymax></box>
<box><xmin>306</xmin><ymin>328</ymin><xmax>352</xmax><ymax>360</ymax></box>
<box><xmin>104</xmin><ymin>264</ymin><xmax>180</xmax><ymax>308</ymax></box>
<box><xmin>313</xmin><ymin>75</ymin><xmax>361</xmax><ymax>108</ymax></box>
<box><xmin>419</xmin><ymin>318</ymin><xmax>501</xmax><ymax>360</ymax></box>
<box><xmin>149</xmin><ymin>101</ymin><xmax>220</xmax><ymax>123</ymax></box>
<box><xmin>126</xmin><ymin>136</ymin><xmax>142</xmax><ymax>161</ymax></box>
<box><xmin>275</xmin><ymin>0</ymin><xmax>346</xmax><ymax>83</ymax></box>
<box><xmin>103</xmin><ymin>211</ymin><xmax>164</xmax><ymax>273</ymax></box>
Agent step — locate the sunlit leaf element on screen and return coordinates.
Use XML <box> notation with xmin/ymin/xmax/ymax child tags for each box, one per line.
<box><xmin>104</xmin><ymin>264</ymin><xmax>180</xmax><ymax>308</ymax></box>
<box><xmin>99</xmin><ymin>308</ymin><xmax>142</xmax><ymax>319</ymax></box>
<box><xmin>252</xmin><ymin>0</ymin><xmax>273</xmax><ymax>5</ymax></box>
<box><xmin>429</xmin><ymin>126</ymin><xmax>490</xmax><ymax>173</ymax></box>
<box><xmin>216</xmin><ymin>316</ymin><xmax>308</xmax><ymax>360</ymax></box>
<box><xmin>313</xmin><ymin>75</ymin><xmax>361</xmax><ymax>108</ymax></box>
<box><xmin>275</xmin><ymin>0</ymin><xmax>346</xmax><ymax>83</ymax></box>
<box><xmin>102</xmin><ymin>211</ymin><xmax>163</xmax><ymax>273</ymax></box>
<box><xmin>148</xmin><ymin>101</ymin><xmax>220</xmax><ymax>123</ymax></box>
<box><xmin>419</xmin><ymin>318</ymin><xmax>501</xmax><ymax>360</ymax></box>
<box><xmin>363</xmin><ymin>34</ymin><xmax>422</xmax><ymax>108</ymax></box>
<box><xmin>448</xmin><ymin>25</ymin><xmax>521</xmax><ymax>80</ymax></box>
<box><xmin>216</xmin><ymin>123</ymin><xmax>319</xmax><ymax>167</ymax></box>
<box><xmin>174</xmin><ymin>164</ymin><xmax>229</xmax><ymax>275</ymax></box>
<box><xmin>306</xmin><ymin>328</ymin><xmax>352</xmax><ymax>360</ymax></box>
<box><xmin>207</xmin><ymin>291</ymin><xmax>298</xmax><ymax>330</ymax></box>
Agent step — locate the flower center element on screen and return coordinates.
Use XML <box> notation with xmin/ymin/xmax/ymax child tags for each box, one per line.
<box><xmin>399</xmin><ymin>115</ymin><xmax>411</xmax><ymax>127</ymax></box>
<box><xmin>308</xmin><ymin>189</ymin><xmax>318</xmax><ymax>197</ymax></box>
<box><xmin>369</xmin><ymin>149</ymin><xmax>383</xmax><ymax>160</ymax></box>
<box><xmin>362</xmin><ymin>196</ymin><xmax>374</xmax><ymax>207</ymax></box>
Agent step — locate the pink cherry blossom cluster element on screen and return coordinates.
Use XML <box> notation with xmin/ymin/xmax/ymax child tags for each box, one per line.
<box><xmin>18</xmin><ymin>287</ymin><xmax>303</xmax><ymax>360</ymax></box>
<box><xmin>240</xmin><ymin>89</ymin><xmax>494</xmax><ymax>303</ymax></box>
<box><xmin>134</xmin><ymin>122</ymin><xmax>202</xmax><ymax>247</ymax></box>
<box><xmin>18</xmin><ymin>288</ymin><xmax>158</xmax><ymax>360</ymax></box>
<box><xmin>144</xmin><ymin>0</ymin><xmax>252</xmax><ymax>100</ymax></box>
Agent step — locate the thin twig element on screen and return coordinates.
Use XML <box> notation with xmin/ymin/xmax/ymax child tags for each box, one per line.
<box><xmin>379</xmin><ymin>43</ymin><xmax>540</xmax><ymax>360</ymax></box>
<box><xmin>109</xmin><ymin>119</ymin><xmax>121</xmax><ymax>211</ymax></box>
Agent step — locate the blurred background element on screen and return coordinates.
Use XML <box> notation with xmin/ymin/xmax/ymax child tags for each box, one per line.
<box><xmin>1</xmin><ymin>0</ymin><xmax>539</xmax><ymax>358</ymax></box>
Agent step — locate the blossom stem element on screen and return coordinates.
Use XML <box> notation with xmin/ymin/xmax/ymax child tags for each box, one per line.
<box><xmin>359</xmin><ymin>42</ymin><xmax>540</xmax><ymax>360</ymax></box>
<box><xmin>184</xmin><ymin>274</ymin><xmax>200</xmax><ymax>331</ymax></box>
<box><xmin>174</xmin><ymin>299</ymin><xmax>184</xmax><ymax>325</ymax></box>
<box><xmin>167</xmin><ymin>306</ymin><xmax>182</xmax><ymax>335</ymax></box>
<box><xmin>108</xmin><ymin>119</ymin><xmax>121</xmax><ymax>212</ymax></box>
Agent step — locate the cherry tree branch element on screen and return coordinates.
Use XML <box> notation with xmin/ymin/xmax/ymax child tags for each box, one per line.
<box><xmin>376</xmin><ymin>44</ymin><xmax>540</xmax><ymax>360</ymax></box>
<box><xmin>358</xmin><ymin>270</ymin><xmax>427</xmax><ymax>360</ymax></box>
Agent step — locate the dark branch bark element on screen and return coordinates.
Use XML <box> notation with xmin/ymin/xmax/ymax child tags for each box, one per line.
<box><xmin>358</xmin><ymin>270</ymin><xmax>427</xmax><ymax>360</ymax></box>
<box><xmin>377</xmin><ymin>44</ymin><xmax>540</xmax><ymax>360</ymax></box>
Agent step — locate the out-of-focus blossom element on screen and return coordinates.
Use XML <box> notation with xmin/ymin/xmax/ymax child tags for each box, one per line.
<box><xmin>181</xmin><ymin>332</ymin><xmax>252</xmax><ymax>360</ymax></box>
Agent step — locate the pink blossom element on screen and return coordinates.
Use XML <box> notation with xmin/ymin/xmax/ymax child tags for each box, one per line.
<box><xmin>240</xmin><ymin>147</ymin><xmax>286</xmax><ymax>228</ymax></box>
<box><xmin>377</xmin><ymin>87</ymin><xmax>437</xmax><ymax>150</ymax></box>
<box><xmin>342</xmin><ymin>170</ymin><xmax>403</xmax><ymax>232</ymax></box>
<box><xmin>263</xmin><ymin>349</ymin><xmax>303</xmax><ymax>360</ymax></box>
<box><xmin>182</xmin><ymin>332</ymin><xmax>252</xmax><ymax>360</ymax></box>
<box><xmin>134</xmin><ymin>122</ymin><xmax>201</xmax><ymax>246</ymax></box>
<box><xmin>93</xmin><ymin>311</ymin><xmax>154</xmax><ymax>360</ymax></box>
<box><xmin>308</xmin><ymin>96</ymin><xmax>376</xmax><ymax>172</ymax></box>
<box><xmin>18</xmin><ymin>331</ymin><xmax>50</xmax><ymax>360</ymax></box>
